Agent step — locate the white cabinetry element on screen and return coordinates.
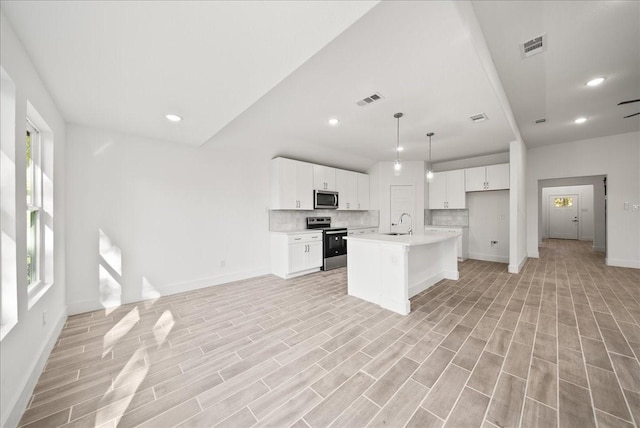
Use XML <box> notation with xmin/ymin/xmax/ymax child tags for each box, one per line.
<box><xmin>271</xmin><ymin>158</ymin><xmax>313</xmax><ymax>210</ymax></box>
<box><xmin>336</xmin><ymin>170</ymin><xmax>369</xmax><ymax>211</ymax></box>
<box><xmin>347</xmin><ymin>227</ymin><xmax>378</xmax><ymax>236</ymax></box>
<box><xmin>465</xmin><ymin>164</ymin><xmax>509</xmax><ymax>192</ymax></box>
<box><xmin>425</xmin><ymin>226</ymin><xmax>468</xmax><ymax>261</ymax></box>
<box><xmin>356</xmin><ymin>173</ymin><xmax>370</xmax><ymax>210</ymax></box>
<box><xmin>313</xmin><ymin>165</ymin><xmax>336</xmax><ymax>191</ymax></box>
<box><xmin>271</xmin><ymin>232</ymin><xmax>323</xmax><ymax>279</ymax></box>
<box><xmin>429</xmin><ymin>170</ymin><xmax>466</xmax><ymax>209</ymax></box>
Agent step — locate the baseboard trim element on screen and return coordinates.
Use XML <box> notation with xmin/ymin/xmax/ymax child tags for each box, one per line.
<box><xmin>592</xmin><ymin>245</ymin><xmax>605</xmax><ymax>253</ymax></box>
<box><xmin>468</xmin><ymin>252</ymin><xmax>509</xmax><ymax>264</ymax></box>
<box><xmin>67</xmin><ymin>267</ymin><xmax>271</xmax><ymax>315</ymax></box>
<box><xmin>606</xmin><ymin>258</ymin><xmax>640</xmax><ymax>269</ymax></box>
<box><xmin>508</xmin><ymin>254</ymin><xmax>528</xmax><ymax>274</ymax></box>
<box><xmin>3</xmin><ymin>307</ymin><xmax>67</xmax><ymax>428</ymax></box>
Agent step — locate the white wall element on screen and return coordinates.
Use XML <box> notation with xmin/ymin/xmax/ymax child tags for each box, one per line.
<box><xmin>542</xmin><ymin>185</ymin><xmax>594</xmax><ymax>241</ymax></box>
<box><xmin>509</xmin><ymin>139</ymin><xmax>527</xmax><ymax>273</ymax></box>
<box><xmin>0</xmin><ymin>11</ymin><xmax>67</xmax><ymax>428</ymax></box>
<box><xmin>369</xmin><ymin>161</ymin><xmax>425</xmax><ymax>234</ymax></box>
<box><xmin>468</xmin><ymin>190</ymin><xmax>510</xmax><ymax>263</ymax></box>
<box><xmin>527</xmin><ymin>132</ymin><xmax>640</xmax><ymax>268</ymax></box>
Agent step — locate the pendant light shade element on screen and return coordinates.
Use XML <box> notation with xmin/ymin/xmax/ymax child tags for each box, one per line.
<box><xmin>394</xmin><ymin>113</ymin><xmax>403</xmax><ymax>176</ymax></box>
<box><xmin>426</xmin><ymin>132</ymin><xmax>434</xmax><ymax>182</ymax></box>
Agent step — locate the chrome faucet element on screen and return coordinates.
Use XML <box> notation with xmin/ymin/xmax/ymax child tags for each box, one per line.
<box><xmin>392</xmin><ymin>212</ymin><xmax>413</xmax><ymax>235</ymax></box>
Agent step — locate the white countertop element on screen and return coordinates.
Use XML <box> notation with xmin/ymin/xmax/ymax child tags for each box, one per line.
<box><xmin>424</xmin><ymin>225</ymin><xmax>468</xmax><ymax>229</ymax></box>
<box><xmin>270</xmin><ymin>229</ymin><xmax>322</xmax><ymax>235</ymax></box>
<box><xmin>271</xmin><ymin>225</ymin><xmax>378</xmax><ymax>235</ymax></box>
<box><xmin>345</xmin><ymin>231</ymin><xmax>460</xmax><ymax>247</ymax></box>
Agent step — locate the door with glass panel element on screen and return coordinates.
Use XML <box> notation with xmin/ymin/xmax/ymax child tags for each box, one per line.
<box><xmin>549</xmin><ymin>195</ymin><xmax>579</xmax><ymax>239</ymax></box>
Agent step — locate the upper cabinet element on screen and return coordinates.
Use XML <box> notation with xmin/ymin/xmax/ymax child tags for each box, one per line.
<box><xmin>465</xmin><ymin>164</ymin><xmax>510</xmax><ymax>192</ymax></box>
<box><xmin>270</xmin><ymin>157</ymin><xmax>314</xmax><ymax>210</ymax></box>
<box><xmin>313</xmin><ymin>165</ymin><xmax>336</xmax><ymax>191</ymax></box>
<box><xmin>429</xmin><ymin>169</ymin><xmax>466</xmax><ymax>209</ymax></box>
<box><xmin>336</xmin><ymin>170</ymin><xmax>369</xmax><ymax>210</ymax></box>
<box><xmin>272</xmin><ymin>158</ymin><xmax>369</xmax><ymax>211</ymax></box>
<box><xmin>356</xmin><ymin>172</ymin><xmax>370</xmax><ymax>210</ymax></box>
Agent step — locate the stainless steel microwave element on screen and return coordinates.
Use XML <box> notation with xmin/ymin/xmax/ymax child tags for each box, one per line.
<box><xmin>314</xmin><ymin>190</ymin><xmax>339</xmax><ymax>209</ymax></box>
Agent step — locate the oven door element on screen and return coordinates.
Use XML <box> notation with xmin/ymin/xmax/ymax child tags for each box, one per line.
<box><xmin>324</xmin><ymin>230</ymin><xmax>347</xmax><ymax>258</ymax></box>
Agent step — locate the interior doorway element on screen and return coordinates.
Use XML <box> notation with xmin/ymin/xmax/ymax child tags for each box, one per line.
<box><xmin>538</xmin><ymin>175</ymin><xmax>606</xmax><ymax>256</ymax></box>
<box><xmin>548</xmin><ymin>194</ymin><xmax>579</xmax><ymax>239</ymax></box>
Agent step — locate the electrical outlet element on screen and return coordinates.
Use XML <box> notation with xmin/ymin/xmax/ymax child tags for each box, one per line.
<box><xmin>633</xmin><ymin>204</ymin><xmax>639</xmax><ymax>211</ymax></box>
<box><xmin>42</xmin><ymin>310</ymin><xmax>47</xmax><ymax>326</ymax></box>
<box><xmin>220</xmin><ymin>260</ymin><xmax>226</xmax><ymax>268</ymax></box>
<box><xmin>624</xmin><ymin>202</ymin><xmax>630</xmax><ymax>210</ymax></box>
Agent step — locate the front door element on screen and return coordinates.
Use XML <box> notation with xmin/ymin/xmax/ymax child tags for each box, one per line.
<box><xmin>549</xmin><ymin>194</ymin><xmax>579</xmax><ymax>239</ymax></box>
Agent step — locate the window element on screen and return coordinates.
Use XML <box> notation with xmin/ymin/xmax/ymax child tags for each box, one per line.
<box><xmin>553</xmin><ymin>197</ymin><xmax>573</xmax><ymax>208</ymax></box>
<box><xmin>26</xmin><ymin>119</ymin><xmax>41</xmax><ymax>287</ymax></box>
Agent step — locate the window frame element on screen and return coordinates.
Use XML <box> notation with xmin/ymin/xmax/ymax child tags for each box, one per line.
<box><xmin>26</xmin><ymin>118</ymin><xmax>43</xmax><ymax>291</ymax></box>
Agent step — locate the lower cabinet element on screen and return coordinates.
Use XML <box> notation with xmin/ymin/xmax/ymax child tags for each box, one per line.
<box><xmin>347</xmin><ymin>227</ymin><xmax>378</xmax><ymax>236</ymax></box>
<box><xmin>271</xmin><ymin>232</ymin><xmax>323</xmax><ymax>279</ymax></box>
<box><xmin>425</xmin><ymin>226</ymin><xmax>469</xmax><ymax>261</ymax></box>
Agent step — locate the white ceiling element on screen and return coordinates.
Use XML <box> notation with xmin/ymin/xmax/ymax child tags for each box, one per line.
<box><xmin>2</xmin><ymin>1</ymin><xmax>638</xmax><ymax>164</ymax></box>
<box><xmin>211</xmin><ymin>0</ymin><xmax>517</xmax><ymax>164</ymax></box>
<box><xmin>472</xmin><ymin>0</ymin><xmax>640</xmax><ymax>148</ymax></box>
<box><xmin>0</xmin><ymin>1</ymin><xmax>377</xmax><ymax>146</ymax></box>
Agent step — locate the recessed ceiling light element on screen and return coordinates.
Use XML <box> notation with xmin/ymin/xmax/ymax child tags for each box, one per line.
<box><xmin>396</xmin><ymin>146</ymin><xmax>404</xmax><ymax>152</ymax></box>
<box><xmin>586</xmin><ymin>77</ymin><xmax>605</xmax><ymax>87</ymax></box>
<box><xmin>328</xmin><ymin>118</ymin><xmax>340</xmax><ymax>126</ymax></box>
<box><xmin>166</xmin><ymin>114</ymin><xmax>182</xmax><ymax>122</ymax></box>
<box><xmin>574</xmin><ymin>117</ymin><xmax>587</xmax><ymax>124</ymax></box>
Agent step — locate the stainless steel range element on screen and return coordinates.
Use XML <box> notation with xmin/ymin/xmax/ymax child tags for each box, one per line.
<box><xmin>306</xmin><ymin>217</ymin><xmax>347</xmax><ymax>271</ymax></box>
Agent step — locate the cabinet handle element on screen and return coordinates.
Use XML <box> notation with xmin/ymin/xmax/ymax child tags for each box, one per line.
<box><xmin>294</xmin><ymin>237</ymin><xmax>301</xmax><ymax>240</ymax></box>
<box><xmin>358</xmin><ymin>203</ymin><xmax>360</xmax><ymax>209</ymax></box>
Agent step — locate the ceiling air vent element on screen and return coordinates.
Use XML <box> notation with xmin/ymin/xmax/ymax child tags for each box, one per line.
<box><xmin>535</xmin><ymin>118</ymin><xmax>547</xmax><ymax>124</ymax></box>
<box><xmin>356</xmin><ymin>92</ymin><xmax>384</xmax><ymax>106</ymax></box>
<box><xmin>521</xmin><ymin>33</ymin><xmax>547</xmax><ymax>58</ymax></box>
<box><xmin>470</xmin><ymin>113</ymin><xmax>488</xmax><ymax>123</ymax></box>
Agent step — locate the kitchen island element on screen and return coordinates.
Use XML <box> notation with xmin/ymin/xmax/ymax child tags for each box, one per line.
<box><xmin>346</xmin><ymin>231</ymin><xmax>459</xmax><ymax>315</ymax></box>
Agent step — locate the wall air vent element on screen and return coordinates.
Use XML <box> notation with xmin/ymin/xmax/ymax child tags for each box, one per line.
<box><xmin>356</xmin><ymin>92</ymin><xmax>384</xmax><ymax>106</ymax></box>
<box><xmin>521</xmin><ymin>33</ymin><xmax>547</xmax><ymax>58</ymax></box>
<box><xmin>535</xmin><ymin>118</ymin><xmax>547</xmax><ymax>124</ymax></box>
<box><xmin>470</xmin><ymin>113</ymin><xmax>488</xmax><ymax>123</ymax></box>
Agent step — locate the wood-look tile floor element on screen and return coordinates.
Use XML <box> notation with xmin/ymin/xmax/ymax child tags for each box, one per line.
<box><xmin>19</xmin><ymin>239</ymin><xmax>640</xmax><ymax>428</ymax></box>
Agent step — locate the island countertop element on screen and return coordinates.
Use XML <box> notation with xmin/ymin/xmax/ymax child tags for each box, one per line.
<box><xmin>345</xmin><ymin>231</ymin><xmax>460</xmax><ymax>247</ymax></box>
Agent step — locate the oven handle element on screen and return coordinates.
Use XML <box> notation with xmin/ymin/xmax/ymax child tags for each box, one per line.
<box><xmin>325</xmin><ymin>230</ymin><xmax>347</xmax><ymax>235</ymax></box>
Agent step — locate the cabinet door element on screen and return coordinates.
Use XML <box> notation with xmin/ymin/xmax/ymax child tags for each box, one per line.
<box><xmin>347</xmin><ymin>172</ymin><xmax>358</xmax><ymax>210</ymax></box>
<box><xmin>465</xmin><ymin>166</ymin><xmax>486</xmax><ymax>192</ymax></box>
<box><xmin>296</xmin><ymin>162</ymin><xmax>314</xmax><ymax>210</ymax></box>
<box><xmin>312</xmin><ymin>165</ymin><xmax>336</xmax><ymax>190</ymax></box>
<box><xmin>486</xmin><ymin>164</ymin><xmax>510</xmax><ymax>190</ymax></box>
<box><xmin>288</xmin><ymin>243</ymin><xmax>307</xmax><ymax>273</ymax></box>
<box><xmin>271</xmin><ymin>158</ymin><xmax>297</xmax><ymax>209</ymax></box>
<box><xmin>446</xmin><ymin>170</ymin><xmax>466</xmax><ymax>209</ymax></box>
<box><xmin>305</xmin><ymin>241</ymin><xmax>323</xmax><ymax>269</ymax></box>
<box><xmin>428</xmin><ymin>172</ymin><xmax>448</xmax><ymax>209</ymax></box>
<box><xmin>335</xmin><ymin>169</ymin><xmax>350</xmax><ymax>210</ymax></box>
<box><xmin>356</xmin><ymin>173</ymin><xmax>370</xmax><ymax>210</ymax></box>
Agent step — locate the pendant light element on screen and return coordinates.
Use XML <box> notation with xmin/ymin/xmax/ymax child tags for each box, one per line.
<box><xmin>393</xmin><ymin>113</ymin><xmax>403</xmax><ymax>176</ymax></box>
<box><xmin>426</xmin><ymin>132</ymin><xmax>434</xmax><ymax>182</ymax></box>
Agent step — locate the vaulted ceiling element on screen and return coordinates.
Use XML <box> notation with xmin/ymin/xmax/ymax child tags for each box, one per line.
<box><xmin>2</xmin><ymin>1</ymin><xmax>638</xmax><ymax>165</ymax></box>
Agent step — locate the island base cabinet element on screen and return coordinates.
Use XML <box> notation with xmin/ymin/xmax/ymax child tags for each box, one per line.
<box><xmin>347</xmin><ymin>238</ymin><xmax>458</xmax><ymax>315</ymax></box>
<box><xmin>271</xmin><ymin>233</ymin><xmax>322</xmax><ymax>279</ymax></box>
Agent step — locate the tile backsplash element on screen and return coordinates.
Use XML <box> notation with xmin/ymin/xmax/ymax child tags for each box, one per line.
<box><xmin>270</xmin><ymin>210</ymin><xmax>379</xmax><ymax>232</ymax></box>
<box><xmin>427</xmin><ymin>209</ymin><xmax>469</xmax><ymax>226</ymax></box>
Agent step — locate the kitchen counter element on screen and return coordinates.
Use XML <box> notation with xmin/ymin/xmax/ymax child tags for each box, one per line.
<box><xmin>346</xmin><ymin>231</ymin><xmax>459</xmax><ymax>315</ymax></box>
